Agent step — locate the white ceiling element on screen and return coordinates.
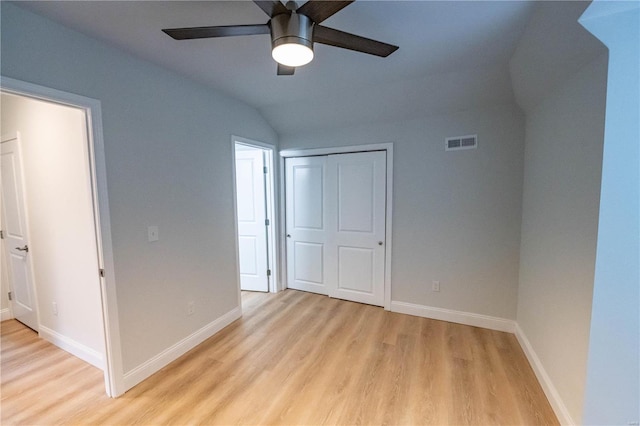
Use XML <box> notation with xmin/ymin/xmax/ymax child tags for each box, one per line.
<box><xmin>18</xmin><ymin>0</ymin><xmax>538</xmax><ymax>135</ymax></box>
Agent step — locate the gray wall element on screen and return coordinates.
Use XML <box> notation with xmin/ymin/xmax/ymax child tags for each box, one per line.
<box><xmin>508</xmin><ymin>3</ymin><xmax>609</xmax><ymax>423</ymax></box>
<box><xmin>510</xmin><ymin>2</ymin><xmax>607</xmax><ymax>423</ymax></box>
<box><xmin>281</xmin><ymin>103</ymin><xmax>525</xmax><ymax>320</ymax></box>
<box><xmin>1</xmin><ymin>3</ymin><xmax>277</xmax><ymax>373</ymax></box>
<box><xmin>516</xmin><ymin>55</ymin><xmax>607</xmax><ymax>424</ymax></box>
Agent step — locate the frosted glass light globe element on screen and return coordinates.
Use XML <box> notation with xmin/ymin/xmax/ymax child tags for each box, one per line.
<box><xmin>272</xmin><ymin>43</ymin><xmax>314</xmax><ymax>67</ymax></box>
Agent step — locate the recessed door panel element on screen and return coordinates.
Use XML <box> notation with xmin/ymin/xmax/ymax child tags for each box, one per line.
<box><xmin>238</xmin><ymin>236</ymin><xmax>258</xmax><ymax>276</ymax></box>
<box><xmin>337</xmin><ymin>246</ymin><xmax>374</xmax><ymax>293</ymax></box>
<box><xmin>294</xmin><ymin>242</ymin><xmax>324</xmax><ymax>284</ymax></box>
<box><xmin>9</xmin><ymin>252</ymin><xmax>32</xmax><ymax>309</ymax></box>
<box><xmin>236</xmin><ymin>157</ymin><xmax>257</xmax><ymax>223</ymax></box>
<box><xmin>338</xmin><ymin>162</ymin><xmax>374</xmax><ymax>233</ymax></box>
<box><xmin>293</xmin><ymin>165</ymin><xmax>324</xmax><ymax>230</ymax></box>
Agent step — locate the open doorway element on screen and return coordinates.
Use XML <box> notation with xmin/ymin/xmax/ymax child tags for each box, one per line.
<box><xmin>0</xmin><ymin>78</ymin><xmax>121</xmax><ymax>397</ymax></box>
<box><xmin>232</xmin><ymin>137</ymin><xmax>278</xmax><ymax>298</ymax></box>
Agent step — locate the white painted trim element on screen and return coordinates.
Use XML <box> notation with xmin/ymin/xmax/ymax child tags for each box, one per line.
<box><xmin>1</xmin><ymin>308</ymin><xmax>12</xmax><ymax>321</ymax></box>
<box><xmin>39</xmin><ymin>325</ymin><xmax>104</xmax><ymax>370</ymax></box>
<box><xmin>390</xmin><ymin>300</ymin><xmax>516</xmax><ymax>333</ymax></box>
<box><xmin>515</xmin><ymin>324</ymin><xmax>575</xmax><ymax>426</ymax></box>
<box><xmin>230</xmin><ymin>139</ymin><xmax>243</xmax><ymax>307</ymax></box>
<box><xmin>280</xmin><ymin>142</ymin><xmax>393</xmax><ymax>158</ymax></box>
<box><xmin>279</xmin><ymin>143</ymin><xmax>394</xmax><ymax>309</ymax></box>
<box><xmin>123</xmin><ymin>306</ymin><xmax>241</xmax><ymax>391</ymax></box>
<box><xmin>233</xmin><ymin>136</ymin><xmax>276</xmax><ymax>152</ymax></box>
<box><xmin>278</xmin><ymin>155</ymin><xmax>288</xmax><ymax>292</ymax></box>
<box><xmin>0</xmin><ymin>76</ymin><xmax>123</xmax><ymax>397</ymax></box>
<box><xmin>383</xmin><ymin>146</ymin><xmax>394</xmax><ymax>311</ymax></box>
<box><xmin>231</xmin><ymin>135</ymin><xmax>280</xmax><ymax>294</ymax></box>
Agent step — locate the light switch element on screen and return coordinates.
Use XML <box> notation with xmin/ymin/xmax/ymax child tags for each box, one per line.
<box><xmin>147</xmin><ymin>226</ymin><xmax>159</xmax><ymax>242</ymax></box>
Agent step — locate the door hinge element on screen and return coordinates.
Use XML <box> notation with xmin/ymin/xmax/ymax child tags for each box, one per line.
<box><xmin>265</xmin><ymin>219</ymin><xmax>270</xmax><ymax>226</ymax></box>
<box><xmin>267</xmin><ymin>269</ymin><xmax>271</xmax><ymax>277</ymax></box>
<box><xmin>99</xmin><ymin>269</ymin><xmax>105</xmax><ymax>278</ymax></box>
<box><xmin>263</xmin><ymin>166</ymin><xmax>268</xmax><ymax>174</ymax></box>
<box><xmin>0</xmin><ymin>230</ymin><xmax>4</xmax><ymax>239</ymax></box>
<box><xmin>8</xmin><ymin>292</ymin><xmax>12</xmax><ymax>301</ymax></box>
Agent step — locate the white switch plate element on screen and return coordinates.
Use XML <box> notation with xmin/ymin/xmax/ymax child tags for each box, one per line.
<box><xmin>147</xmin><ymin>226</ymin><xmax>159</xmax><ymax>242</ymax></box>
<box><xmin>432</xmin><ymin>280</ymin><xmax>440</xmax><ymax>292</ymax></box>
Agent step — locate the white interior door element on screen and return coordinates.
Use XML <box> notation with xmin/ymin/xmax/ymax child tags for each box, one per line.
<box><xmin>285</xmin><ymin>156</ymin><xmax>328</xmax><ymax>295</ymax></box>
<box><xmin>235</xmin><ymin>147</ymin><xmax>269</xmax><ymax>292</ymax></box>
<box><xmin>326</xmin><ymin>151</ymin><xmax>386</xmax><ymax>306</ymax></box>
<box><xmin>1</xmin><ymin>135</ymin><xmax>39</xmax><ymax>330</ymax></box>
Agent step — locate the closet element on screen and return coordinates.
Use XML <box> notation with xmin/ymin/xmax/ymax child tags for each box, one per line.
<box><xmin>285</xmin><ymin>151</ymin><xmax>386</xmax><ymax>306</ymax></box>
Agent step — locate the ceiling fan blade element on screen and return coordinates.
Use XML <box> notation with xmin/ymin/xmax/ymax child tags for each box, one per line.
<box><xmin>253</xmin><ymin>1</ymin><xmax>289</xmax><ymax>17</ymax></box>
<box><xmin>314</xmin><ymin>25</ymin><xmax>398</xmax><ymax>57</ymax></box>
<box><xmin>297</xmin><ymin>1</ymin><xmax>354</xmax><ymax>24</ymax></box>
<box><xmin>277</xmin><ymin>64</ymin><xmax>296</xmax><ymax>75</ymax></box>
<box><xmin>163</xmin><ymin>24</ymin><xmax>270</xmax><ymax>40</ymax></box>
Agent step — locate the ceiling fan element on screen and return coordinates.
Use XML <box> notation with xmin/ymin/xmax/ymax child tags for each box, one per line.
<box><xmin>162</xmin><ymin>0</ymin><xmax>399</xmax><ymax>75</ymax></box>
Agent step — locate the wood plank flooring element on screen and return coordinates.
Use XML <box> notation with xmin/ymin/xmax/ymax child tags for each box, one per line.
<box><xmin>1</xmin><ymin>290</ymin><xmax>558</xmax><ymax>425</ymax></box>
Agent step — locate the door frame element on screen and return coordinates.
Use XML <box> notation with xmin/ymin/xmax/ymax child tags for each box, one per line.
<box><xmin>231</xmin><ymin>136</ymin><xmax>279</xmax><ymax>300</ymax></box>
<box><xmin>0</xmin><ymin>76</ymin><xmax>124</xmax><ymax>397</ymax></box>
<box><xmin>279</xmin><ymin>143</ymin><xmax>394</xmax><ymax>310</ymax></box>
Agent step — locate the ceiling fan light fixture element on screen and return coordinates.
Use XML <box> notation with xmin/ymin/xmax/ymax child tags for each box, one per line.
<box><xmin>272</xmin><ymin>41</ymin><xmax>314</xmax><ymax>67</ymax></box>
<box><xmin>270</xmin><ymin>12</ymin><xmax>314</xmax><ymax>67</ymax></box>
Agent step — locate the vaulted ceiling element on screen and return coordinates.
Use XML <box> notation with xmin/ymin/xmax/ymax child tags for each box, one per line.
<box><xmin>17</xmin><ymin>1</ymin><xmax>599</xmax><ymax>135</ymax></box>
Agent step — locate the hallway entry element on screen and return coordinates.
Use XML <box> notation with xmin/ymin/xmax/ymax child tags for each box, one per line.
<box><xmin>0</xmin><ymin>91</ymin><xmax>107</xmax><ymax>374</ymax></box>
<box><xmin>233</xmin><ymin>140</ymin><xmax>276</xmax><ymax>293</ymax></box>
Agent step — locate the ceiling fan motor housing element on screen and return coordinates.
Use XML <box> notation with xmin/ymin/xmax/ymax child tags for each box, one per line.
<box><xmin>270</xmin><ymin>12</ymin><xmax>314</xmax><ymax>52</ymax></box>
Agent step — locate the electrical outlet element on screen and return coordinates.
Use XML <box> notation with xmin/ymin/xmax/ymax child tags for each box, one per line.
<box><xmin>187</xmin><ymin>301</ymin><xmax>195</xmax><ymax>316</ymax></box>
<box><xmin>432</xmin><ymin>280</ymin><xmax>440</xmax><ymax>292</ymax></box>
<box><xmin>52</xmin><ymin>301</ymin><xmax>58</xmax><ymax>316</ymax></box>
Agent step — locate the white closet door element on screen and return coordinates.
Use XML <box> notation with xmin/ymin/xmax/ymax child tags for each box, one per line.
<box><xmin>326</xmin><ymin>151</ymin><xmax>386</xmax><ymax>306</ymax></box>
<box><xmin>285</xmin><ymin>156</ymin><xmax>328</xmax><ymax>295</ymax></box>
<box><xmin>235</xmin><ymin>148</ymin><xmax>269</xmax><ymax>292</ymax></box>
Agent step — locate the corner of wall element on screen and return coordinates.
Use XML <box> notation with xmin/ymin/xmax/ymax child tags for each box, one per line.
<box><xmin>122</xmin><ymin>305</ymin><xmax>241</xmax><ymax>392</ymax></box>
<box><xmin>515</xmin><ymin>324</ymin><xmax>575</xmax><ymax>425</ymax></box>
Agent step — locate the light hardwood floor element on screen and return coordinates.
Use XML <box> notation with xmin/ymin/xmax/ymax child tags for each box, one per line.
<box><xmin>1</xmin><ymin>290</ymin><xmax>558</xmax><ymax>425</ymax></box>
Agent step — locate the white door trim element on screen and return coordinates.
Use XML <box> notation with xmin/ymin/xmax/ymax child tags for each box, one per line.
<box><xmin>279</xmin><ymin>143</ymin><xmax>394</xmax><ymax>311</ymax></box>
<box><xmin>231</xmin><ymin>136</ymin><xmax>279</xmax><ymax>298</ymax></box>
<box><xmin>0</xmin><ymin>76</ymin><xmax>124</xmax><ymax>397</ymax></box>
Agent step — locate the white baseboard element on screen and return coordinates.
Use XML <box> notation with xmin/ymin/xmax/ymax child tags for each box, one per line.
<box><xmin>515</xmin><ymin>324</ymin><xmax>574</xmax><ymax>425</ymax></box>
<box><xmin>1</xmin><ymin>308</ymin><xmax>12</xmax><ymax>321</ymax></box>
<box><xmin>390</xmin><ymin>300</ymin><xmax>516</xmax><ymax>333</ymax></box>
<box><xmin>123</xmin><ymin>306</ymin><xmax>242</xmax><ymax>392</ymax></box>
<box><xmin>39</xmin><ymin>325</ymin><xmax>104</xmax><ymax>370</ymax></box>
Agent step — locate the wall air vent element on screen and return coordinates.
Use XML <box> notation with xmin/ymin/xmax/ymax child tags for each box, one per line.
<box><xmin>446</xmin><ymin>134</ymin><xmax>477</xmax><ymax>151</ymax></box>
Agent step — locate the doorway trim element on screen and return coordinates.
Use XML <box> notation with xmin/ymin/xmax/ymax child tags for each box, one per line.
<box><xmin>0</xmin><ymin>76</ymin><xmax>124</xmax><ymax>397</ymax></box>
<box><xmin>231</xmin><ymin>136</ymin><xmax>279</xmax><ymax>301</ymax></box>
<box><xmin>279</xmin><ymin>143</ymin><xmax>394</xmax><ymax>310</ymax></box>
